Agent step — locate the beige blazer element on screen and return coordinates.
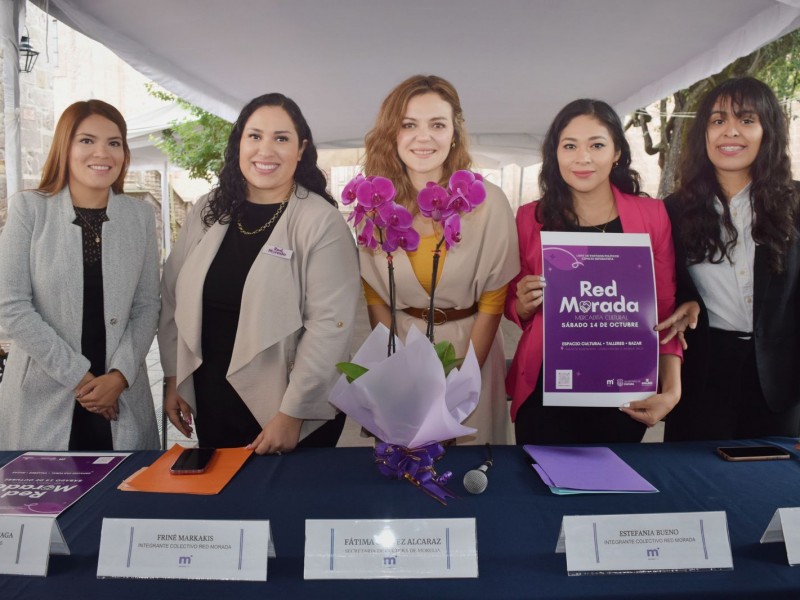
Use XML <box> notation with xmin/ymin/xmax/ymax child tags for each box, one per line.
<box><xmin>159</xmin><ymin>187</ymin><xmax>360</xmax><ymax>440</ymax></box>
<box><xmin>0</xmin><ymin>188</ymin><xmax>160</xmax><ymax>450</ymax></box>
<box><xmin>360</xmin><ymin>181</ymin><xmax>519</xmax><ymax>443</ymax></box>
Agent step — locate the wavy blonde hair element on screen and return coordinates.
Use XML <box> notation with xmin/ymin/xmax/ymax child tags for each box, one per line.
<box><xmin>364</xmin><ymin>75</ymin><xmax>471</xmax><ymax>209</ymax></box>
<box><xmin>38</xmin><ymin>100</ymin><xmax>130</xmax><ymax>196</ymax></box>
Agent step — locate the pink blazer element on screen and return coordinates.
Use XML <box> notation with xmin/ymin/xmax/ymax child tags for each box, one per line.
<box><xmin>504</xmin><ymin>186</ymin><xmax>682</xmax><ymax>420</ymax></box>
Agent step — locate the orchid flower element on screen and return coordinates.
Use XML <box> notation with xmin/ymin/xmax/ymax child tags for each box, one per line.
<box><xmin>341</xmin><ymin>173</ymin><xmax>365</xmax><ymax>205</ymax></box>
<box><xmin>347</xmin><ymin>202</ymin><xmax>367</xmax><ymax>227</ymax></box>
<box><xmin>442</xmin><ymin>213</ymin><xmax>461</xmax><ymax>249</ymax></box>
<box><xmin>376</xmin><ymin>202</ymin><xmax>414</xmax><ymax>230</ymax></box>
<box><xmin>357</xmin><ymin>218</ymin><xmax>378</xmax><ymax>250</ymax></box>
<box><xmin>383</xmin><ymin>225</ymin><xmax>421</xmax><ymax>253</ymax></box>
<box><xmin>447</xmin><ymin>170</ymin><xmax>486</xmax><ymax>213</ymax></box>
<box><xmin>355</xmin><ymin>175</ymin><xmax>396</xmax><ymax>209</ymax></box>
<box><xmin>417</xmin><ymin>182</ymin><xmax>454</xmax><ymax>222</ymax></box>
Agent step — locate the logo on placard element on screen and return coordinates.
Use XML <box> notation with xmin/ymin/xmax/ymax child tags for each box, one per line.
<box><xmin>559</xmin><ymin>280</ymin><xmax>640</xmax><ymax>315</ymax></box>
<box><xmin>383</xmin><ymin>555</ymin><xmax>397</xmax><ymax>567</ymax></box>
<box><xmin>606</xmin><ymin>379</ymin><xmax>614</xmax><ymax>386</ymax></box>
<box><xmin>616</xmin><ymin>379</ymin><xmax>623</xmax><ymax>387</ymax></box>
<box><xmin>646</xmin><ymin>548</ymin><xmax>660</xmax><ymax>559</ymax></box>
<box><xmin>178</xmin><ymin>555</ymin><xmax>192</xmax><ymax>566</ymax></box>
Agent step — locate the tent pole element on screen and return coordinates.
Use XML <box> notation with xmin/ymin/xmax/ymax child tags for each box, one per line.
<box><xmin>1</xmin><ymin>0</ymin><xmax>25</xmax><ymax>197</ymax></box>
<box><xmin>160</xmin><ymin>160</ymin><xmax>171</xmax><ymax>258</ymax></box>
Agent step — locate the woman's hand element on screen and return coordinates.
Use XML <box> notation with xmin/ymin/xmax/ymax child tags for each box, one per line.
<box><xmin>619</xmin><ymin>390</ymin><xmax>679</xmax><ymax>427</ymax></box>
<box><xmin>619</xmin><ymin>354</ymin><xmax>681</xmax><ymax>427</ymax></box>
<box><xmin>75</xmin><ymin>371</ymin><xmax>95</xmax><ymax>392</ymax></box>
<box><xmin>655</xmin><ymin>301</ymin><xmax>700</xmax><ymax>350</ymax></box>
<box><xmin>75</xmin><ymin>371</ymin><xmax>126</xmax><ymax>421</ymax></box>
<box><xmin>514</xmin><ymin>275</ymin><xmax>546</xmax><ymax>322</ymax></box>
<box><xmin>248</xmin><ymin>412</ymin><xmax>303</xmax><ymax>455</ymax></box>
<box><xmin>164</xmin><ymin>376</ymin><xmax>194</xmax><ymax>438</ymax></box>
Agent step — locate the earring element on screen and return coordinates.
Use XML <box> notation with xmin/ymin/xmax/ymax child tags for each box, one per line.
<box><xmin>451</xmin><ymin>140</ymin><xmax>456</xmax><ymax>149</ymax></box>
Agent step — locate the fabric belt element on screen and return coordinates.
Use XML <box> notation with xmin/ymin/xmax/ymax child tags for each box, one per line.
<box><xmin>709</xmin><ymin>327</ymin><xmax>753</xmax><ymax>341</ymax></box>
<box><xmin>402</xmin><ymin>304</ymin><xmax>478</xmax><ymax>325</ymax></box>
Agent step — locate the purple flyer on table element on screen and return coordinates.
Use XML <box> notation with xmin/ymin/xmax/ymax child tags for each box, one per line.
<box><xmin>0</xmin><ymin>452</ymin><xmax>129</xmax><ymax>516</ymax></box>
<box><xmin>540</xmin><ymin>232</ymin><xmax>658</xmax><ymax>407</ymax></box>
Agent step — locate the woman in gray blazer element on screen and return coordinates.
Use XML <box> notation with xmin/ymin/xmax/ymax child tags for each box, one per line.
<box><xmin>159</xmin><ymin>93</ymin><xmax>359</xmax><ymax>455</ymax></box>
<box><xmin>0</xmin><ymin>100</ymin><xmax>160</xmax><ymax>451</ymax></box>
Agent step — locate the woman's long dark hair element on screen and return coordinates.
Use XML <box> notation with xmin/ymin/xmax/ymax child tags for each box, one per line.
<box><xmin>675</xmin><ymin>76</ymin><xmax>798</xmax><ymax>273</ymax></box>
<box><xmin>203</xmin><ymin>93</ymin><xmax>335</xmax><ymax>227</ymax></box>
<box><xmin>537</xmin><ymin>99</ymin><xmax>643</xmax><ymax>230</ymax></box>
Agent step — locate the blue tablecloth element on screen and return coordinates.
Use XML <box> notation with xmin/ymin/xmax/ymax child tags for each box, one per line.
<box><xmin>2</xmin><ymin>439</ymin><xmax>800</xmax><ymax>599</ymax></box>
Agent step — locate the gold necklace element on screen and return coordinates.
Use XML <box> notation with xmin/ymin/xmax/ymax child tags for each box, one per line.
<box><xmin>578</xmin><ymin>201</ymin><xmax>616</xmax><ymax>233</ymax></box>
<box><xmin>74</xmin><ymin>207</ymin><xmax>106</xmax><ymax>244</ymax></box>
<box><xmin>237</xmin><ymin>184</ymin><xmax>294</xmax><ymax>236</ymax></box>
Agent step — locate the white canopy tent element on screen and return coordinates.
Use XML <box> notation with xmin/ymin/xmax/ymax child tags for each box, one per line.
<box><xmin>27</xmin><ymin>0</ymin><xmax>800</xmax><ymax>168</ymax></box>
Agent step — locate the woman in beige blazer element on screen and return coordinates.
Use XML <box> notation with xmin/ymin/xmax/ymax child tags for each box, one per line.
<box><xmin>360</xmin><ymin>75</ymin><xmax>519</xmax><ymax>444</ymax></box>
<box><xmin>159</xmin><ymin>94</ymin><xmax>359</xmax><ymax>454</ymax></box>
<box><xmin>0</xmin><ymin>100</ymin><xmax>160</xmax><ymax>451</ymax></box>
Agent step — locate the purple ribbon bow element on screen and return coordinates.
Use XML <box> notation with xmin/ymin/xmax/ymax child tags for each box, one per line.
<box><xmin>374</xmin><ymin>442</ymin><xmax>455</xmax><ymax>505</ymax></box>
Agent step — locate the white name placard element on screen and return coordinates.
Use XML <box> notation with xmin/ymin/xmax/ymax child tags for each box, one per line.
<box><xmin>97</xmin><ymin>518</ymin><xmax>274</xmax><ymax>581</ymax></box>
<box><xmin>304</xmin><ymin>518</ymin><xmax>477</xmax><ymax>579</ymax></box>
<box><xmin>556</xmin><ymin>511</ymin><xmax>732</xmax><ymax>574</ymax></box>
<box><xmin>0</xmin><ymin>516</ymin><xmax>68</xmax><ymax>576</ymax></box>
<box><xmin>761</xmin><ymin>507</ymin><xmax>800</xmax><ymax>565</ymax></box>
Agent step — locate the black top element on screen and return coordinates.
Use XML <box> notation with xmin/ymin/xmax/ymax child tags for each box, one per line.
<box><xmin>576</xmin><ymin>216</ymin><xmax>622</xmax><ymax>234</ymax></box>
<box><xmin>69</xmin><ymin>207</ymin><xmax>112</xmax><ymax>451</ymax></box>
<box><xmin>194</xmin><ymin>201</ymin><xmax>285</xmax><ymax>447</ymax></box>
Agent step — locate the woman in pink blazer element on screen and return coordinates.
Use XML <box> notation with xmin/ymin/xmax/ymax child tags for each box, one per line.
<box><xmin>505</xmin><ymin>99</ymin><xmax>682</xmax><ymax>444</ymax></box>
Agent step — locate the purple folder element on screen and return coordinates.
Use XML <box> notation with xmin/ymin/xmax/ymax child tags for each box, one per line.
<box><xmin>523</xmin><ymin>445</ymin><xmax>657</xmax><ymax>494</ymax></box>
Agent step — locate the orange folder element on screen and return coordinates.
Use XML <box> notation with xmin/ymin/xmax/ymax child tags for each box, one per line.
<box><xmin>119</xmin><ymin>444</ymin><xmax>253</xmax><ymax>495</ymax></box>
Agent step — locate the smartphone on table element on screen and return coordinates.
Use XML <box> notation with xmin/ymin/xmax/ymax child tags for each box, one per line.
<box><xmin>170</xmin><ymin>448</ymin><xmax>217</xmax><ymax>474</ymax></box>
<box><xmin>716</xmin><ymin>445</ymin><xmax>792</xmax><ymax>462</ymax></box>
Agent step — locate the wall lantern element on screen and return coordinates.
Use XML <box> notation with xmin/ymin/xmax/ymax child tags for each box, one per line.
<box><xmin>19</xmin><ymin>35</ymin><xmax>39</xmax><ymax>73</ymax></box>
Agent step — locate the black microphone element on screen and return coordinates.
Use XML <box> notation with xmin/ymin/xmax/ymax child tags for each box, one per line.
<box><xmin>463</xmin><ymin>444</ymin><xmax>493</xmax><ymax>494</ymax></box>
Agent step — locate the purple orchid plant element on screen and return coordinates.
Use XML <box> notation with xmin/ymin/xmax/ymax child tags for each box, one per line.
<box><xmin>335</xmin><ymin>170</ymin><xmax>486</xmax><ymax>503</ymax></box>
<box><xmin>342</xmin><ymin>174</ymin><xmax>419</xmax><ymax>355</ymax></box>
<box><xmin>416</xmin><ymin>170</ymin><xmax>486</xmax><ymax>341</ymax></box>
<box><xmin>341</xmin><ymin>169</ymin><xmax>486</xmax><ymax>350</ymax></box>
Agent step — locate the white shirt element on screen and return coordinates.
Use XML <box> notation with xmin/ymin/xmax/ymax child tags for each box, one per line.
<box><xmin>687</xmin><ymin>184</ymin><xmax>755</xmax><ymax>333</ymax></box>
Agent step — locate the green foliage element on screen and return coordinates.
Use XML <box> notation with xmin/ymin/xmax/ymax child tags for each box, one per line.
<box><xmin>336</xmin><ymin>362</ymin><xmax>370</xmax><ymax>383</ymax></box>
<box><xmin>433</xmin><ymin>341</ymin><xmax>464</xmax><ymax>376</ymax></box>
<box><xmin>335</xmin><ymin>341</ymin><xmax>464</xmax><ymax>382</ymax></box>
<box><xmin>145</xmin><ymin>83</ymin><xmax>232</xmax><ymax>182</ymax></box>
<box><xmin>629</xmin><ymin>29</ymin><xmax>800</xmax><ymax>197</ymax></box>
<box><xmin>756</xmin><ymin>29</ymin><xmax>800</xmax><ymax>108</ymax></box>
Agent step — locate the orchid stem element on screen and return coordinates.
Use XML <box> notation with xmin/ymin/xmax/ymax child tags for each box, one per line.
<box><xmin>426</xmin><ymin>238</ymin><xmax>445</xmax><ymax>343</ymax></box>
<box><xmin>375</xmin><ymin>227</ymin><xmax>396</xmax><ymax>356</ymax></box>
<box><xmin>387</xmin><ymin>252</ymin><xmax>397</xmax><ymax>356</ymax></box>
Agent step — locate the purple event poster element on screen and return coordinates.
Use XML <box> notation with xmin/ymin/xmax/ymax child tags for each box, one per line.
<box><xmin>541</xmin><ymin>232</ymin><xmax>658</xmax><ymax>407</ymax></box>
<box><xmin>0</xmin><ymin>452</ymin><xmax>129</xmax><ymax>516</ymax></box>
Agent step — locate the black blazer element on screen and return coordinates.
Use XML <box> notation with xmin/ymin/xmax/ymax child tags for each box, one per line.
<box><xmin>665</xmin><ymin>191</ymin><xmax>800</xmax><ymax>414</ymax></box>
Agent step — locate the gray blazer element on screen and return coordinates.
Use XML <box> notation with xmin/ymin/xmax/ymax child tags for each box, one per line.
<box><xmin>159</xmin><ymin>186</ymin><xmax>360</xmax><ymax>441</ymax></box>
<box><xmin>0</xmin><ymin>188</ymin><xmax>160</xmax><ymax>450</ymax></box>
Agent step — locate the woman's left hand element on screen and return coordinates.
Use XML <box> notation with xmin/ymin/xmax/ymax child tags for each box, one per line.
<box><xmin>619</xmin><ymin>391</ymin><xmax>679</xmax><ymax>427</ymax></box>
<box><xmin>75</xmin><ymin>371</ymin><xmax>127</xmax><ymax>421</ymax></box>
<box><xmin>655</xmin><ymin>301</ymin><xmax>700</xmax><ymax>350</ymax></box>
<box><xmin>248</xmin><ymin>412</ymin><xmax>303</xmax><ymax>455</ymax></box>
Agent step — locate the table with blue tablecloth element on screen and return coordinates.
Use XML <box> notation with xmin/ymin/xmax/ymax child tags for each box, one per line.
<box><xmin>2</xmin><ymin>439</ymin><xmax>800</xmax><ymax>599</ymax></box>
